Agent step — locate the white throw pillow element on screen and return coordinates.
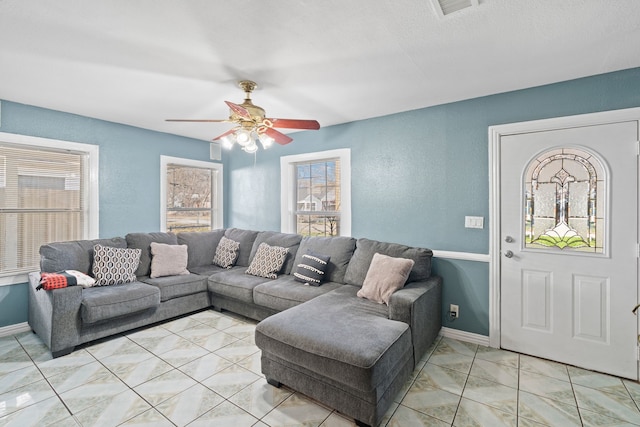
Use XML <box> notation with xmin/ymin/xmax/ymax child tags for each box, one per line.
<box><xmin>357</xmin><ymin>253</ymin><xmax>415</xmax><ymax>305</ymax></box>
<box><xmin>65</xmin><ymin>270</ymin><xmax>96</xmax><ymax>287</ymax></box>
<box><xmin>150</xmin><ymin>242</ymin><xmax>190</xmax><ymax>278</ymax></box>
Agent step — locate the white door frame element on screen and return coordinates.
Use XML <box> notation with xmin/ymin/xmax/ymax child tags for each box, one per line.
<box><xmin>488</xmin><ymin>107</ymin><xmax>640</xmax><ymax>348</ymax></box>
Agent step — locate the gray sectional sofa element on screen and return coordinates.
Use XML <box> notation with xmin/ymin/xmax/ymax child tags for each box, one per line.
<box><xmin>28</xmin><ymin>228</ymin><xmax>441</xmax><ymax>427</ymax></box>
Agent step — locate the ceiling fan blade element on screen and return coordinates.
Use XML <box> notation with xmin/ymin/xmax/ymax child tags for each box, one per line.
<box><xmin>165</xmin><ymin>119</ymin><xmax>230</xmax><ymax>122</ymax></box>
<box><xmin>264</xmin><ymin>127</ymin><xmax>293</xmax><ymax>145</ymax></box>
<box><xmin>268</xmin><ymin>118</ymin><xmax>320</xmax><ymax>130</ymax></box>
<box><xmin>212</xmin><ymin>128</ymin><xmax>237</xmax><ymax>141</ymax></box>
<box><xmin>225</xmin><ymin>101</ymin><xmax>252</xmax><ymax>120</ymax></box>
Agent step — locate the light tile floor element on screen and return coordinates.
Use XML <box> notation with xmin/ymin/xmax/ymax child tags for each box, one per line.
<box><xmin>1</xmin><ymin>309</ymin><xmax>640</xmax><ymax>426</ymax></box>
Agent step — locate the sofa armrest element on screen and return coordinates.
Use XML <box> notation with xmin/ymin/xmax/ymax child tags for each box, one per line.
<box><xmin>388</xmin><ymin>275</ymin><xmax>442</xmax><ymax>366</ymax></box>
<box><xmin>28</xmin><ymin>271</ymin><xmax>83</xmax><ymax>356</ymax></box>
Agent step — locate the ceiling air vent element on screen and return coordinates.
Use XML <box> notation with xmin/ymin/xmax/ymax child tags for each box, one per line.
<box><xmin>432</xmin><ymin>0</ymin><xmax>478</xmax><ymax>16</ymax></box>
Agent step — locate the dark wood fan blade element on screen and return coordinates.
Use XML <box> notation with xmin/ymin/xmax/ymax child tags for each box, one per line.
<box><xmin>225</xmin><ymin>101</ymin><xmax>252</xmax><ymax>120</ymax></box>
<box><xmin>165</xmin><ymin>119</ymin><xmax>230</xmax><ymax>122</ymax></box>
<box><xmin>264</xmin><ymin>127</ymin><xmax>293</xmax><ymax>145</ymax></box>
<box><xmin>268</xmin><ymin>118</ymin><xmax>320</xmax><ymax>130</ymax></box>
<box><xmin>212</xmin><ymin>128</ymin><xmax>236</xmax><ymax>141</ymax></box>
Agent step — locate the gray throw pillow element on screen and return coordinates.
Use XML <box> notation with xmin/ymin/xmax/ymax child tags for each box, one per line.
<box><xmin>246</xmin><ymin>243</ymin><xmax>289</xmax><ymax>279</ymax></box>
<box><xmin>150</xmin><ymin>242</ymin><xmax>190</xmax><ymax>278</ymax></box>
<box><xmin>293</xmin><ymin>251</ymin><xmax>330</xmax><ymax>286</ymax></box>
<box><xmin>92</xmin><ymin>244</ymin><xmax>141</xmax><ymax>286</ymax></box>
<box><xmin>213</xmin><ymin>236</ymin><xmax>240</xmax><ymax>269</ymax></box>
<box><xmin>357</xmin><ymin>253</ymin><xmax>415</xmax><ymax>305</ymax></box>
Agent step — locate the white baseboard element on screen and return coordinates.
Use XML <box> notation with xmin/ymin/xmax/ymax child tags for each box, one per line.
<box><xmin>440</xmin><ymin>326</ymin><xmax>491</xmax><ymax>347</ymax></box>
<box><xmin>0</xmin><ymin>322</ymin><xmax>31</xmax><ymax>338</ymax></box>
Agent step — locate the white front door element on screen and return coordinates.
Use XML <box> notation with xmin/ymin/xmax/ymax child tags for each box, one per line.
<box><xmin>499</xmin><ymin>120</ymin><xmax>639</xmax><ymax>379</ymax></box>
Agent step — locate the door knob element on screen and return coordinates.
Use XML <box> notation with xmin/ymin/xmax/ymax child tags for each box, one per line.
<box><xmin>505</xmin><ymin>236</ymin><xmax>514</xmax><ymax>243</ymax></box>
<box><xmin>504</xmin><ymin>250</ymin><xmax>514</xmax><ymax>258</ymax></box>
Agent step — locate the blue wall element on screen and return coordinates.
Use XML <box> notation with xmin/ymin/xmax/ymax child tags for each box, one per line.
<box><xmin>0</xmin><ymin>100</ymin><xmax>215</xmax><ymax>327</ymax></box>
<box><xmin>2</xmin><ymin>67</ymin><xmax>640</xmax><ymax>333</ymax></box>
<box><xmin>226</xmin><ymin>67</ymin><xmax>640</xmax><ymax>336</ymax></box>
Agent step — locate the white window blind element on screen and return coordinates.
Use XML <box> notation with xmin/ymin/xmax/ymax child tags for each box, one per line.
<box><xmin>0</xmin><ymin>142</ymin><xmax>89</xmax><ymax>278</ymax></box>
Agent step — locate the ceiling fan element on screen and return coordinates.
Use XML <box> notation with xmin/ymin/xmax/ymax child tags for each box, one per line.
<box><xmin>166</xmin><ymin>80</ymin><xmax>320</xmax><ymax>153</ymax></box>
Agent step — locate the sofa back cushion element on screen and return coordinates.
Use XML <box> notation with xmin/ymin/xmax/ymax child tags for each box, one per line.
<box><xmin>177</xmin><ymin>229</ymin><xmax>226</xmax><ymax>269</ymax></box>
<box><xmin>249</xmin><ymin>231</ymin><xmax>302</xmax><ymax>274</ymax></box>
<box><xmin>224</xmin><ymin>228</ymin><xmax>259</xmax><ymax>267</ymax></box>
<box><xmin>344</xmin><ymin>238</ymin><xmax>433</xmax><ymax>287</ymax></box>
<box><xmin>292</xmin><ymin>236</ymin><xmax>356</xmax><ymax>283</ymax></box>
<box><xmin>125</xmin><ymin>232</ymin><xmax>178</xmax><ymax>277</ymax></box>
<box><xmin>40</xmin><ymin>237</ymin><xmax>127</xmax><ymax>274</ymax></box>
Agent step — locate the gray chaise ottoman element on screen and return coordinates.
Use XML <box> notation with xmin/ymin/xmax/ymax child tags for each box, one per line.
<box><xmin>255</xmin><ymin>286</ymin><xmax>414</xmax><ymax>427</ymax></box>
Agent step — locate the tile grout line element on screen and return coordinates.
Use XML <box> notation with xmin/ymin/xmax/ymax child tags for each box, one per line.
<box><xmin>14</xmin><ymin>333</ymin><xmax>78</xmax><ymax>423</ymax></box>
<box><xmin>451</xmin><ymin>340</ymin><xmax>475</xmax><ymax>426</ymax></box>
<box><xmin>567</xmin><ymin>366</ymin><xmax>589</xmax><ymax>427</ymax></box>
<box><xmin>143</xmin><ymin>319</ymin><xmax>257</xmax><ymax>426</ymax></box>
<box><xmin>515</xmin><ymin>352</ymin><xmax>520</xmax><ymax>424</ymax></box>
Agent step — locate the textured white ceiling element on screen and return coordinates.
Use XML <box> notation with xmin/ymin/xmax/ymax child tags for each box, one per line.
<box><xmin>1</xmin><ymin>0</ymin><xmax>639</xmax><ymax>141</ymax></box>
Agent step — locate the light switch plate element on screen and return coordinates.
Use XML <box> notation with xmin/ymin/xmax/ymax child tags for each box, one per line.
<box><xmin>465</xmin><ymin>216</ymin><xmax>484</xmax><ymax>229</ymax></box>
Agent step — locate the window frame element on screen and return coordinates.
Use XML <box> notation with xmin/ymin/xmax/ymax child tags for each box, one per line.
<box><xmin>160</xmin><ymin>156</ymin><xmax>223</xmax><ymax>232</ymax></box>
<box><xmin>0</xmin><ymin>132</ymin><xmax>99</xmax><ymax>286</ymax></box>
<box><xmin>280</xmin><ymin>149</ymin><xmax>351</xmax><ymax>236</ymax></box>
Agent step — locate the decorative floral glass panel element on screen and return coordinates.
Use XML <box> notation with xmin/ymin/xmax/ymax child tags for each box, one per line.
<box><xmin>524</xmin><ymin>148</ymin><xmax>604</xmax><ymax>253</ymax></box>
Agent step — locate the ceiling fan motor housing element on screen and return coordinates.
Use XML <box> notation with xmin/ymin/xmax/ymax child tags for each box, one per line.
<box><xmin>230</xmin><ymin>80</ymin><xmax>266</xmax><ymax>126</ymax></box>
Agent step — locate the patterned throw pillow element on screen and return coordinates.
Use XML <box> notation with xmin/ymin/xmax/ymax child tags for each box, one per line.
<box><xmin>245</xmin><ymin>243</ymin><xmax>289</xmax><ymax>279</ymax></box>
<box><xmin>92</xmin><ymin>244</ymin><xmax>142</xmax><ymax>286</ymax></box>
<box><xmin>213</xmin><ymin>236</ymin><xmax>240</xmax><ymax>269</ymax></box>
<box><xmin>293</xmin><ymin>251</ymin><xmax>331</xmax><ymax>286</ymax></box>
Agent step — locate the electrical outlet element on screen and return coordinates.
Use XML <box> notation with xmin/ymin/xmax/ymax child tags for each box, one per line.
<box><xmin>449</xmin><ymin>304</ymin><xmax>459</xmax><ymax>320</ymax></box>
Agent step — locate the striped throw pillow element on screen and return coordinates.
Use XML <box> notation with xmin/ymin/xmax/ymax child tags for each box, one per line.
<box><xmin>293</xmin><ymin>251</ymin><xmax>330</xmax><ymax>286</ymax></box>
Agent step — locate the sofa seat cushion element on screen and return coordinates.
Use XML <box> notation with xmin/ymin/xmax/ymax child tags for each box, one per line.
<box><xmin>188</xmin><ymin>265</ymin><xmax>227</xmax><ymax>277</ymax></box>
<box><xmin>253</xmin><ymin>276</ymin><xmax>343</xmax><ymax>312</ymax></box>
<box><xmin>138</xmin><ymin>274</ymin><xmax>207</xmax><ymax>302</ymax></box>
<box><xmin>81</xmin><ymin>282</ymin><xmax>160</xmax><ymax>324</ymax></box>
<box><xmin>255</xmin><ymin>285</ymin><xmax>412</xmax><ymax>393</ymax></box>
<box><xmin>208</xmin><ymin>267</ymin><xmax>271</xmax><ymax>303</ymax></box>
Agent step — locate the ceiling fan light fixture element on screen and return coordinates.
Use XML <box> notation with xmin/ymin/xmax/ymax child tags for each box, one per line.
<box><xmin>220</xmin><ymin>134</ymin><xmax>235</xmax><ymax>150</ymax></box>
<box><xmin>235</xmin><ymin>129</ymin><xmax>252</xmax><ymax>146</ymax></box>
<box><xmin>259</xmin><ymin>133</ymin><xmax>274</xmax><ymax>149</ymax></box>
<box><xmin>243</xmin><ymin>141</ymin><xmax>258</xmax><ymax>153</ymax></box>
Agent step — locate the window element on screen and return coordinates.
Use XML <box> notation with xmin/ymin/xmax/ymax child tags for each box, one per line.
<box><xmin>0</xmin><ymin>132</ymin><xmax>99</xmax><ymax>285</ymax></box>
<box><xmin>160</xmin><ymin>156</ymin><xmax>223</xmax><ymax>232</ymax></box>
<box><xmin>524</xmin><ymin>147</ymin><xmax>605</xmax><ymax>253</ymax></box>
<box><xmin>281</xmin><ymin>149</ymin><xmax>351</xmax><ymax>236</ymax></box>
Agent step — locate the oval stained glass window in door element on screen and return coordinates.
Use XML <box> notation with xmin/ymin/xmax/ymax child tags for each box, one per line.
<box><xmin>524</xmin><ymin>147</ymin><xmax>605</xmax><ymax>253</ymax></box>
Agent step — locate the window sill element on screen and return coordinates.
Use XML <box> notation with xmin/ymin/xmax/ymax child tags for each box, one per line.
<box><xmin>0</xmin><ymin>272</ymin><xmax>30</xmax><ymax>286</ymax></box>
